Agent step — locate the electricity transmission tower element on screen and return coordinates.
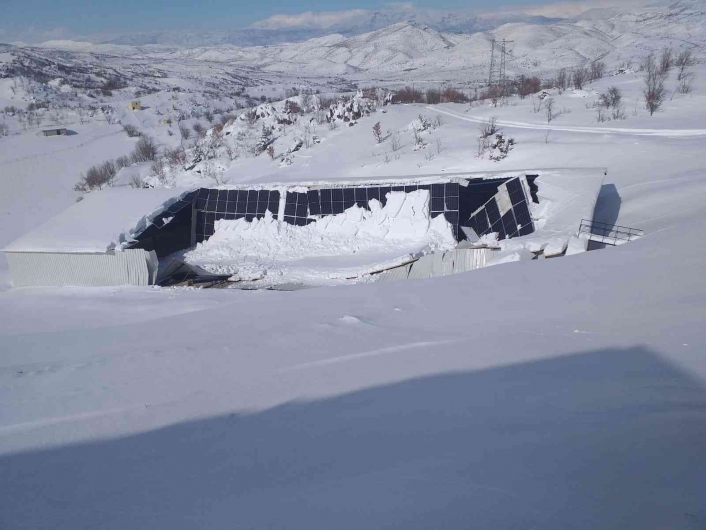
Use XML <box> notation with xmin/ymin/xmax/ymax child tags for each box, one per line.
<box><xmin>488</xmin><ymin>39</ymin><xmax>513</xmax><ymax>97</ymax></box>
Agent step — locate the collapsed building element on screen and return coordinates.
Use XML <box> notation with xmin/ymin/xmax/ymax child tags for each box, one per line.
<box><xmin>1</xmin><ymin>169</ymin><xmax>607</xmax><ymax>288</ymax></box>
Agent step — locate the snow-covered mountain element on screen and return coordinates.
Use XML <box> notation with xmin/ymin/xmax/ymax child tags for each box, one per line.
<box><xmin>2</xmin><ymin>0</ymin><xmax>704</xmax><ymax>90</ymax></box>
<box><xmin>102</xmin><ymin>6</ymin><xmax>563</xmax><ymax>47</ymax></box>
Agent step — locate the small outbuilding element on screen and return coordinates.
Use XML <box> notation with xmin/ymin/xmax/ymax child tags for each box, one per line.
<box><xmin>128</xmin><ymin>101</ymin><xmax>142</xmax><ymax>111</ymax></box>
<box><xmin>42</xmin><ymin>128</ymin><xmax>67</xmax><ymax>137</ymax></box>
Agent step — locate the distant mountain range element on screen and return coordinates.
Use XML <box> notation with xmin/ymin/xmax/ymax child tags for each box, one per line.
<box><xmin>102</xmin><ymin>6</ymin><xmax>564</xmax><ymax>47</ymax></box>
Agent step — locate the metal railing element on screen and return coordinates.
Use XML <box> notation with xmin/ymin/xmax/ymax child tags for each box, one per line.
<box><xmin>578</xmin><ymin>219</ymin><xmax>644</xmax><ymax>246</ymax></box>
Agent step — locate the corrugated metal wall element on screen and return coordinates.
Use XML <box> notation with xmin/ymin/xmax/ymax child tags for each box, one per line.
<box><xmin>4</xmin><ymin>249</ymin><xmax>154</xmax><ymax>287</ymax></box>
<box><xmin>375</xmin><ymin>248</ymin><xmax>494</xmax><ymax>283</ymax></box>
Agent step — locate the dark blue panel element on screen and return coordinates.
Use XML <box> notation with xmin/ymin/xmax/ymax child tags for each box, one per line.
<box><xmin>430</xmin><ymin>211</ymin><xmax>443</xmax><ymax>218</ymax></box>
<box><xmin>226</xmin><ymin>202</ymin><xmax>237</xmax><ymax>213</ymax></box>
<box><xmin>295</xmin><ymin>203</ymin><xmax>308</xmax><ymax>217</ymax></box>
<box><xmin>236</xmin><ymin>201</ymin><xmax>247</xmax><ymax>214</ymax></box>
<box><xmin>183</xmin><ymin>190</ymin><xmax>198</xmax><ymax>202</ymax></box>
<box><xmin>431</xmin><ymin>197</ymin><xmax>445</xmax><ymax>212</ymax></box>
<box><xmin>332</xmin><ymin>202</ymin><xmax>345</xmax><ymax>214</ymax></box>
<box><xmin>226</xmin><ymin>190</ymin><xmax>237</xmax><ymax>201</ymax></box>
<box><xmin>283</xmin><ymin>215</ymin><xmax>295</xmax><ymax>225</ymax></box>
<box><xmin>206</xmin><ymin>199</ymin><xmax>217</xmax><ymax>211</ymax></box>
<box><xmin>270</xmin><ymin>190</ymin><xmax>280</xmax><ymax>203</ymax></box>
<box><xmin>235</xmin><ymin>213</ymin><xmax>245</xmax><ymax>220</ymax></box>
<box><xmin>486</xmin><ymin>200</ymin><xmax>501</xmax><ymax>226</ymax></box>
<box><xmin>245</xmin><ymin>214</ymin><xmax>256</xmax><ymax>222</ymax></box>
<box><xmin>257</xmin><ymin>202</ymin><xmax>268</xmax><ymax>214</ymax></box>
<box><xmin>445</xmin><ymin>196</ymin><xmax>459</xmax><ymax>210</ymax></box>
<box><xmin>355</xmin><ymin>200</ymin><xmax>368</xmax><ymax>209</ymax></box>
<box><xmin>367</xmin><ymin>187</ymin><xmax>380</xmax><ymax>201</ymax></box>
<box><xmin>513</xmin><ymin>201</ymin><xmax>532</xmax><ymax>227</ymax></box>
<box><xmin>268</xmin><ymin>200</ymin><xmax>279</xmax><ymax>214</ymax></box>
<box><xmin>205</xmin><ymin>213</ymin><xmax>216</xmax><ymax>224</ymax></box>
<box><xmin>197</xmin><ymin>188</ymin><xmax>210</xmax><ymax>199</ymax></box>
<box><xmin>217</xmin><ymin>201</ymin><xmax>227</xmax><ymax>213</ymax></box>
<box><xmin>246</xmin><ymin>201</ymin><xmax>257</xmax><ymax>214</ymax></box>
<box><xmin>307</xmin><ymin>189</ymin><xmax>320</xmax><ymax>204</ymax></box>
<box><xmin>391</xmin><ymin>186</ymin><xmax>405</xmax><ymax>192</ymax></box>
<box><xmin>379</xmin><ymin>186</ymin><xmax>391</xmax><ymax>200</ymax></box>
<box><xmin>431</xmin><ymin>183</ymin><xmax>444</xmax><ymax>198</ymax></box>
<box><xmin>321</xmin><ymin>202</ymin><xmax>333</xmax><ymax>215</ymax></box>
<box><xmin>355</xmin><ymin>187</ymin><xmax>367</xmax><ymax>201</ymax></box>
<box><xmin>332</xmin><ymin>188</ymin><xmax>344</xmax><ymax>201</ymax></box>
<box><xmin>296</xmin><ymin>192</ymin><xmax>308</xmax><ymax>205</ymax></box>
<box><xmin>404</xmin><ymin>185</ymin><xmax>417</xmax><ymax>193</ymax></box>
<box><xmin>502</xmin><ymin>210</ymin><xmax>518</xmax><ymax>238</ymax></box>
<box><xmin>284</xmin><ymin>202</ymin><xmax>296</xmax><ymax>216</ymax></box>
<box><xmin>320</xmin><ymin>189</ymin><xmax>332</xmax><ymax>202</ymax></box>
<box><xmin>295</xmin><ymin>217</ymin><xmax>308</xmax><ymax>226</ymax></box>
<box><xmin>207</xmin><ymin>189</ymin><xmax>219</xmax><ymax>200</ymax></box>
<box><xmin>196</xmin><ymin>198</ymin><xmax>207</xmax><ymax>210</ymax></box>
<box><xmin>343</xmin><ymin>188</ymin><xmax>355</xmax><ymax>201</ymax></box>
<box><xmin>445</xmin><ymin>183</ymin><xmax>459</xmax><ymax>197</ymax></box>
<box><xmin>475</xmin><ymin>211</ymin><xmax>490</xmax><ymax>235</ymax></box>
<box><xmin>258</xmin><ymin>190</ymin><xmax>270</xmax><ymax>202</ymax></box>
<box><xmin>343</xmin><ymin>199</ymin><xmax>355</xmax><ymax>210</ymax></box>
<box><xmin>444</xmin><ymin>211</ymin><xmax>459</xmax><ymax>226</ymax></box>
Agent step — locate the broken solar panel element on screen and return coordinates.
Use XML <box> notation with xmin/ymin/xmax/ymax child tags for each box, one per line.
<box><xmin>284</xmin><ymin>183</ymin><xmax>461</xmax><ymax>239</ymax></box>
<box><xmin>194</xmin><ymin>188</ymin><xmax>280</xmax><ymax>241</ymax></box>
<box><xmin>465</xmin><ymin>177</ymin><xmax>534</xmax><ymax>240</ymax></box>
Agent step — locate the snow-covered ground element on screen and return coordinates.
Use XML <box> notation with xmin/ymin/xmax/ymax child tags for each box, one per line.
<box><xmin>1</xmin><ymin>12</ymin><xmax>706</xmax><ymax>529</ymax></box>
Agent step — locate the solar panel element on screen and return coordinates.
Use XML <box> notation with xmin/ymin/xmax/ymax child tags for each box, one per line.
<box><xmin>462</xmin><ymin>176</ymin><xmax>535</xmax><ymax>241</ymax></box>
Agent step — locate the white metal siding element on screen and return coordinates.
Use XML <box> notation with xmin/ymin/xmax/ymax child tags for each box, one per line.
<box><xmin>4</xmin><ymin>249</ymin><xmax>154</xmax><ymax>287</ymax></box>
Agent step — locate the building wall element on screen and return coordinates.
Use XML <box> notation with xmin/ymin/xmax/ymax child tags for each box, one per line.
<box><xmin>4</xmin><ymin>249</ymin><xmax>156</xmax><ymax>287</ymax></box>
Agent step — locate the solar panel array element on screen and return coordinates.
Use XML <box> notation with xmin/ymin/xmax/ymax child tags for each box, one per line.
<box><xmin>465</xmin><ymin>177</ymin><xmax>534</xmax><ymax>240</ymax></box>
<box><xmin>193</xmin><ymin>188</ymin><xmax>280</xmax><ymax>242</ymax></box>
<box><xmin>284</xmin><ymin>183</ymin><xmax>461</xmax><ymax>238</ymax></box>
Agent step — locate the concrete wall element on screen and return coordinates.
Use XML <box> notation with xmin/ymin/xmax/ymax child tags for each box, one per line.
<box><xmin>4</xmin><ymin>249</ymin><xmax>157</xmax><ymax>287</ymax></box>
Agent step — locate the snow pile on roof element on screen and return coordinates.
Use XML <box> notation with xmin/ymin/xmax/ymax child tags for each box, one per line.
<box><xmin>2</xmin><ymin>188</ymin><xmax>191</xmax><ymax>254</ymax></box>
<box><xmin>185</xmin><ymin>190</ymin><xmax>456</xmax><ymax>285</ymax></box>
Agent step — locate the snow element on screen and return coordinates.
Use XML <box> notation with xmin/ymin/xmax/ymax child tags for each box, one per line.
<box><xmin>186</xmin><ymin>190</ymin><xmax>456</xmax><ymax>285</ymax></box>
<box><xmin>2</xmin><ymin>7</ymin><xmax>706</xmax><ymax>529</ymax></box>
<box><xmin>2</xmin><ymin>188</ymin><xmax>190</xmax><ymax>254</ymax></box>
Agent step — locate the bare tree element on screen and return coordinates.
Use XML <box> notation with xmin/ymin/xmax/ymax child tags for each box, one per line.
<box><xmin>590</xmin><ymin>60</ymin><xmax>606</xmax><ymax>81</ymax></box>
<box><xmin>373</xmin><ymin>122</ymin><xmax>383</xmax><ymax>143</ymax></box>
<box><xmin>266</xmin><ymin>145</ymin><xmax>275</xmax><ymax>160</ymax></box>
<box><xmin>131</xmin><ymin>135</ymin><xmax>159</xmax><ymax>162</ymax></box>
<box><xmin>74</xmin><ymin>160</ymin><xmax>118</xmax><ymax>192</ymax></box>
<box><xmin>572</xmin><ymin>68</ymin><xmax>588</xmax><ymax>90</ymax></box>
<box><xmin>122</xmin><ymin>124</ymin><xmax>141</xmax><ymax>137</ymax></box>
<box><xmin>545</xmin><ymin>97</ymin><xmax>556</xmax><ymax>123</ymax></box>
<box><xmin>643</xmin><ymin>52</ymin><xmax>667</xmax><ymax>116</ymax></box>
<box><xmin>658</xmin><ymin>47</ymin><xmax>673</xmax><ymax>78</ymax></box>
<box><xmin>676</xmin><ymin>49</ymin><xmax>695</xmax><ymax>81</ymax></box>
<box><xmin>179</xmin><ymin>123</ymin><xmax>191</xmax><ymax>142</ymax></box>
<box><xmin>479</xmin><ymin>117</ymin><xmax>499</xmax><ymax>138</ymax></box>
<box><xmin>599</xmin><ymin>86</ymin><xmax>622</xmax><ymax>109</ymax></box>
<box><xmin>555</xmin><ymin>68</ymin><xmax>568</xmax><ymax>93</ymax></box>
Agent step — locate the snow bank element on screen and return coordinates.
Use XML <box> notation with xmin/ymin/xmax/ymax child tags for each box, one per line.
<box><xmin>185</xmin><ymin>190</ymin><xmax>456</xmax><ymax>285</ymax></box>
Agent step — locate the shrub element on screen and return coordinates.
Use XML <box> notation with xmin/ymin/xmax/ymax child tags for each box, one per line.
<box><xmin>643</xmin><ymin>52</ymin><xmax>667</xmax><ymax>116</ymax></box>
<box><xmin>393</xmin><ymin>86</ymin><xmax>424</xmax><ymax>104</ymax></box>
<box><xmin>479</xmin><ymin>117</ymin><xmax>499</xmax><ymax>138</ymax></box>
<box><xmin>373</xmin><ymin>122</ymin><xmax>383</xmax><ymax>143</ymax></box>
<box><xmin>74</xmin><ymin>160</ymin><xmax>117</xmax><ymax>192</ymax></box>
<box><xmin>573</xmin><ymin>68</ymin><xmax>588</xmax><ymax>90</ymax></box>
<box><xmin>122</xmin><ymin>124</ymin><xmax>141</xmax><ymax>137</ymax></box>
<box><xmin>590</xmin><ymin>60</ymin><xmax>606</xmax><ymax>81</ymax></box>
<box><xmin>425</xmin><ymin>89</ymin><xmax>441</xmax><ymax>104</ymax></box>
<box><xmin>115</xmin><ymin>155</ymin><xmax>131</xmax><ymax>169</ymax></box>
<box><xmin>441</xmin><ymin>88</ymin><xmax>468</xmax><ymax>103</ymax></box>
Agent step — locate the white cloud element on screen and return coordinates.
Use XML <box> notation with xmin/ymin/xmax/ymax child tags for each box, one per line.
<box><xmin>490</xmin><ymin>0</ymin><xmax>658</xmax><ymax>18</ymax></box>
<box><xmin>249</xmin><ymin>9</ymin><xmax>371</xmax><ymax>30</ymax></box>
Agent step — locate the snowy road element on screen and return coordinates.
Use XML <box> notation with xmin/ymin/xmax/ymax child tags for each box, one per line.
<box><xmin>427</xmin><ymin>106</ymin><xmax>706</xmax><ymax>137</ymax></box>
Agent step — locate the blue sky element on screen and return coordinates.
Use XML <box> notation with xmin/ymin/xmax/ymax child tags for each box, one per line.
<box><xmin>1</xmin><ymin>0</ymin><xmax>574</xmax><ymax>35</ymax></box>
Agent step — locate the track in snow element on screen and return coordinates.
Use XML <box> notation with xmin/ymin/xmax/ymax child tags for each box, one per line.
<box><xmin>427</xmin><ymin>106</ymin><xmax>706</xmax><ymax>137</ymax></box>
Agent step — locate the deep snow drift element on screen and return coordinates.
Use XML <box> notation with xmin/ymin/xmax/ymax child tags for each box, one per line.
<box><xmin>186</xmin><ymin>190</ymin><xmax>456</xmax><ymax>285</ymax></box>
